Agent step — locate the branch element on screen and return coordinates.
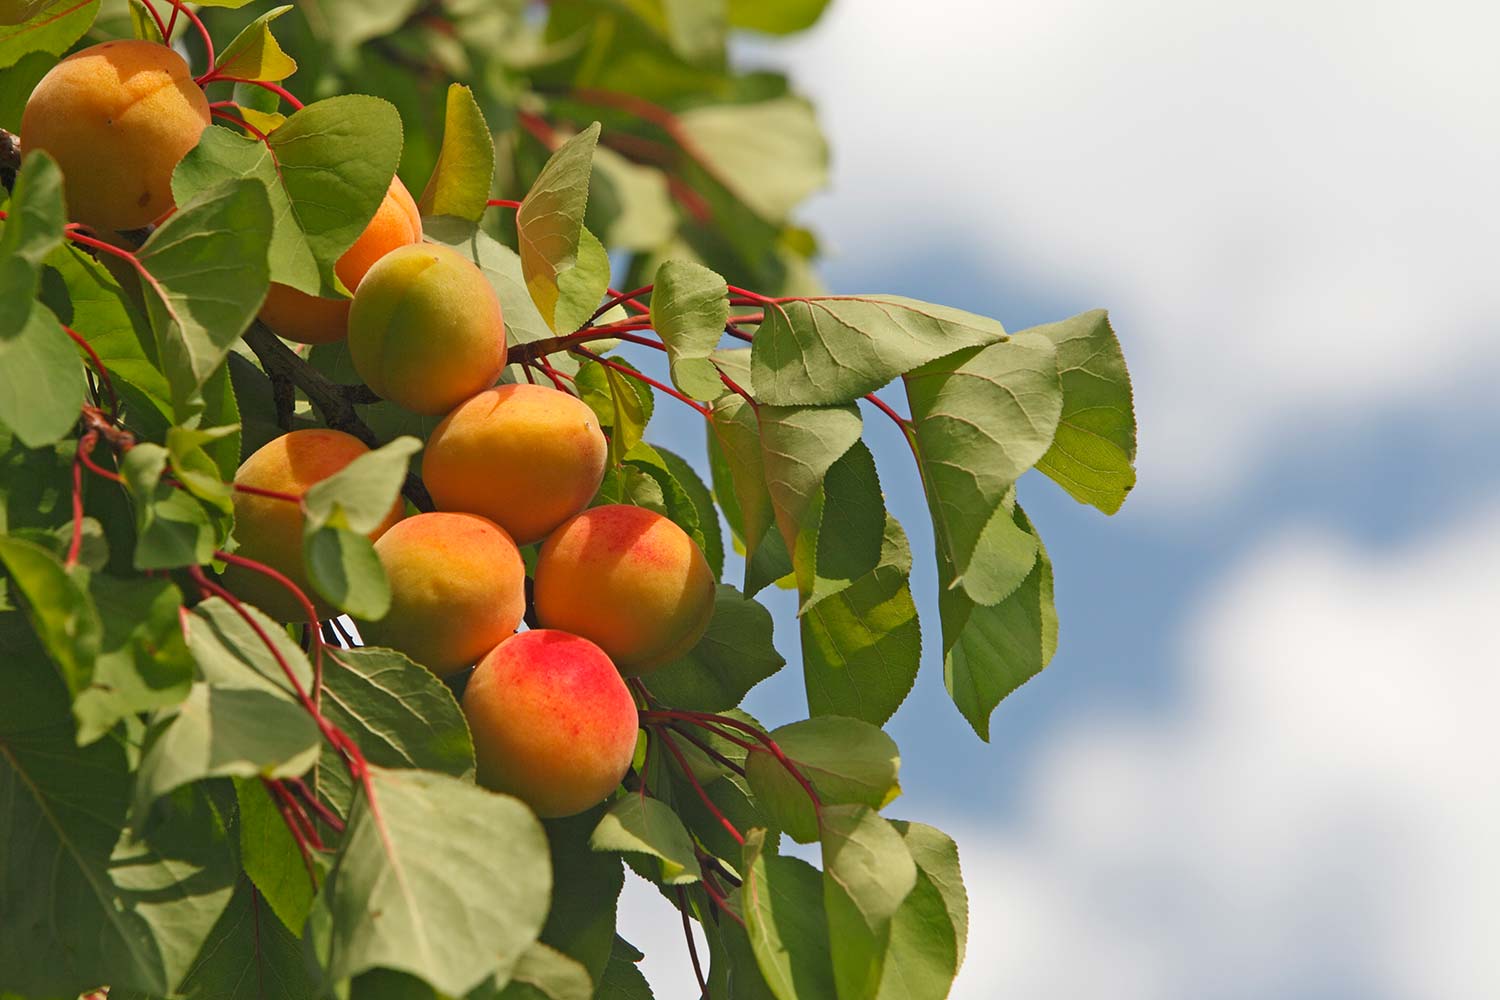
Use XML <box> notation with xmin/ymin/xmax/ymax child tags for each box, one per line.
<box><xmin>241</xmin><ymin>325</ymin><xmax>434</xmax><ymax>511</ymax></box>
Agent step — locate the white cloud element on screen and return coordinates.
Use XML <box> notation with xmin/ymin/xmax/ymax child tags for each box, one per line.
<box><xmin>620</xmin><ymin>505</ymin><xmax>1500</xmax><ymax>997</ymax></box>
<box><xmin>947</xmin><ymin>504</ymin><xmax>1500</xmax><ymax>998</ymax></box>
<box><xmin>748</xmin><ymin>0</ymin><xmax>1500</xmax><ymax>502</ymax></box>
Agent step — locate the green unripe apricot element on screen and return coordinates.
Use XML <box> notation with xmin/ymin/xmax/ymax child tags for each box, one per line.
<box><xmin>347</xmin><ymin>244</ymin><xmax>508</xmax><ymax>416</ymax></box>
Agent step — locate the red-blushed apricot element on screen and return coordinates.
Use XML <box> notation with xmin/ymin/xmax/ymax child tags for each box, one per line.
<box><xmin>534</xmin><ymin>504</ymin><xmax>716</xmax><ymax>675</ymax></box>
<box><xmin>421</xmin><ymin>384</ymin><xmax>608</xmax><ymax>545</ymax></box>
<box><xmin>21</xmin><ymin>40</ymin><xmax>209</xmax><ymax>233</ymax></box>
<box><xmin>256</xmin><ymin>177</ymin><xmax>423</xmax><ymax>345</ymax></box>
<box><xmin>356</xmin><ymin>512</ymin><xmax>525</xmax><ymax>677</ymax></box>
<box><xmin>462</xmin><ymin>630</ymin><xmax>639</xmax><ymax>818</ymax></box>
<box><xmin>347</xmin><ymin>243</ymin><xmax>507</xmax><ymax>415</ymax></box>
<box><xmin>224</xmin><ymin>429</ymin><xmax>404</xmax><ymax>622</ymax></box>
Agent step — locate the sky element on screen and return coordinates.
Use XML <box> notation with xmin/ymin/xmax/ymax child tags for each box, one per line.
<box><xmin>617</xmin><ymin>2</ymin><xmax>1500</xmax><ymax>997</ymax></box>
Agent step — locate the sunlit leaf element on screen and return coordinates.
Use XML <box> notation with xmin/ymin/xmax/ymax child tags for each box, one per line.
<box><xmin>517</xmin><ymin>123</ymin><xmax>610</xmax><ymax>332</ymax></box>
<box><xmin>646</xmin><ymin>584</ymin><xmax>783</xmax><ymax>710</ymax></box>
<box><xmin>214</xmin><ymin>5</ymin><xmax>298</xmax><ymax>82</ymax></box>
<box><xmin>590</xmin><ymin>793</ymin><xmax>700</xmax><ymax>884</ymax></box>
<box><xmin>743</xmin><ymin>715</ymin><xmax>900</xmax><ymax>844</ymax></box>
<box><xmin>419</xmin><ymin>84</ymin><xmax>495</xmax><ymax>223</ymax></box>
<box><xmin>0</xmin><ymin>0</ymin><xmax>100</xmax><ymax>69</ymax></box>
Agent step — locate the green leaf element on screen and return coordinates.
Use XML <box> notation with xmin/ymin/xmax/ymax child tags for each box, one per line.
<box><xmin>789</xmin><ymin>438</ymin><xmax>886</xmax><ymax>613</ymax></box>
<box><xmin>889</xmin><ymin>821</ymin><xmax>967</xmax><ymax>970</ymax></box>
<box><xmin>1027</xmin><ymin>310</ymin><xmax>1138</xmax><ymax>514</ymax></box>
<box><xmin>590</xmin><ymin>793</ymin><xmax>700</xmax><ymax>884</ymax></box>
<box><xmin>757</xmin><ymin>402</ymin><xmax>863</xmax><ymax>577</ymax></box>
<box><xmin>304</xmin><ymin>523</ymin><xmax>390</xmax><ymax>620</ymax></box>
<box><xmin>0</xmin><ymin>303</ymin><xmax>84</xmax><ymax>448</ymax></box>
<box><xmin>119</xmin><ymin>442</ymin><xmax>218</xmax><ymax>569</ymax></box>
<box><xmin>314</xmin><ymin>767</ymin><xmax>552</xmax><ymax>996</ymax></box>
<box><xmin>134</xmin><ymin>682</ymin><xmax>320</xmax><ymax>816</ymax></box>
<box><xmin>41</xmin><ymin>244</ymin><xmax>172</xmax><ymax>421</ymax></box>
<box><xmin>303</xmin><ymin>435</ymin><xmax>420</xmax><ymax>533</ymax></box>
<box><xmin>820</xmin><ymin>804</ymin><xmax>916</xmax><ymax>1000</ymax></box>
<box><xmin>540</xmin><ymin>806</ymin><xmax>625</xmax><ymax>986</ymax></box>
<box><xmin>0</xmin><ymin>153</ymin><xmax>84</xmax><ymax>446</ymax></box>
<box><xmin>579</xmin><ymin>359</ymin><xmax>649</xmax><ymax>465</ymax></box>
<box><xmin>741</xmin><ymin>828</ymin><xmax>835</xmax><ymax>1000</ymax></box>
<box><xmin>595</xmin><ymin>936</ymin><xmax>654</xmax><ymax>999</ymax></box>
<box><xmin>708</xmin><ymin>393</ymin><xmax>790</xmax><ymax>594</ymax></box>
<box><xmin>0</xmin><ymin>47</ymin><xmax>51</xmax><ymax>131</ymax></box>
<box><xmin>0</xmin><ymin>149</ymin><xmax>65</xmax><ymax>335</ymax></box>
<box><xmin>214</xmin><ymin>5</ymin><xmax>297</xmax><ymax>81</ymax></box>
<box><xmin>0</xmin><ymin>533</ymin><xmax>99</xmax><ymax>697</ymax></box>
<box><xmin>0</xmin><ymin>0</ymin><xmax>100</xmax><ymax>69</ymax></box>
<box><xmin>802</xmin><ymin>515</ymin><xmax>921</xmax><ymax>726</ymax></box>
<box><xmin>726</xmin><ymin>0</ymin><xmax>829</xmax><ymax>33</ymax></box>
<box><xmin>316</xmin><ymin>645</ymin><xmax>476</xmax><ymax>821</ymax></box>
<box><xmin>517</xmin><ymin>123</ymin><xmax>610</xmax><ymax>332</ymax></box>
<box><xmin>236</xmin><ymin>776</ymin><xmax>320</xmax><ymax>935</ymax></box>
<box><xmin>904</xmin><ymin>334</ymin><xmax>1062</xmax><ymax>605</ymax></box>
<box><xmin>174</xmin><ymin>876</ymin><xmax>318</xmax><ymax>1000</ymax></box>
<box><xmin>173</xmin><ymin>126</ymin><xmax>314</xmax><ymax>293</ymax></box>
<box><xmin>72</xmin><ymin>574</ymin><xmax>193</xmax><ymax>745</ymax></box>
<box><xmin>0</xmin><ymin>650</ymin><xmax>234</xmax><ymax>996</ymax></box>
<box><xmin>655</xmin><ymin>445</ymin><xmax>724</xmax><ymax>576</ymax></box>
<box><xmin>423</xmin><ymin>215</ymin><xmax>555</xmax><ymax>352</ymax></box>
<box><xmin>646</xmin><ymin>584</ymin><xmax>783</xmax><ymax>711</ymax></box>
<box><xmin>137</xmin><ymin>179</ymin><xmax>273</xmax><ymax>415</ymax></box>
<box><xmin>752</xmin><ymin>296</ymin><xmax>1008</xmax><ymax>406</ymax></box>
<box><xmin>872</xmin><ymin>868</ymin><xmax>958</xmax><ymax>1000</ymax></box>
<box><xmin>743</xmin><ymin>715</ymin><xmax>900</xmax><ymax>844</ymax></box>
<box><xmin>676</xmin><ymin>98</ymin><xmax>826</xmax><ymax>224</ymax></box>
<box><xmin>938</xmin><ymin>502</ymin><xmax>1057</xmax><ymax>740</ymax></box>
<box><xmin>419</xmin><ymin>84</ymin><xmax>495</xmax><ymax>223</ymax></box>
<box><xmin>301</xmin><ymin>0</ymin><xmax>422</xmax><ymax>51</ymax></box>
<box><xmin>492</xmin><ymin>942</ymin><xmax>595</xmax><ymax>1000</ymax></box>
<box><xmin>166</xmin><ymin>423</ymin><xmax>238</xmax><ymax>514</ymax></box>
<box><xmin>651</xmin><ymin>260</ymin><xmax>730</xmax><ymax>400</ymax></box>
<box><xmin>184</xmin><ymin>596</ymin><xmax>314</xmax><ymax>699</ymax></box>
<box><xmin>267</xmin><ymin>95</ymin><xmax>405</xmax><ymax>296</ymax></box>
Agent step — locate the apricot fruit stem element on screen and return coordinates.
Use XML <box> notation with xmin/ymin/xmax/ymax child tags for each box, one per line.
<box><xmin>675</xmin><ymin>885</ymin><xmax>710</xmax><ymax>995</ymax></box>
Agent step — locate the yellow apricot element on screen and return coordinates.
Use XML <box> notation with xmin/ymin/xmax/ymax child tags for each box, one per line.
<box><xmin>534</xmin><ymin>504</ymin><xmax>716</xmax><ymax>675</ymax></box>
<box><xmin>257</xmin><ymin>177</ymin><xmax>423</xmax><ymax>346</ymax></box>
<box><xmin>347</xmin><ymin>244</ymin><xmax>507</xmax><ymax>416</ymax></box>
<box><xmin>421</xmin><ymin>384</ymin><xmax>608</xmax><ymax>545</ymax></box>
<box><xmin>21</xmin><ymin>40</ymin><xmax>209</xmax><ymax>233</ymax></box>
<box><xmin>462</xmin><ymin>630</ymin><xmax>638</xmax><ymax>818</ymax></box>
<box><xmin>356</xmin><ymin>512</ymin><xmax>525</xmax><ymax>678</ymax></box>
<box><xmin>225</xmin><ymin>429</ymin><xmax>403</xmax><ymax>622</ymax></box>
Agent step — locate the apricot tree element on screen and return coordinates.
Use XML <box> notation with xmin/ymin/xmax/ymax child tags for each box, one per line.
<box><xmin>0</xmin><ymin>2</ymin><xmax>1139</xmax><ymax>998</ymax></box>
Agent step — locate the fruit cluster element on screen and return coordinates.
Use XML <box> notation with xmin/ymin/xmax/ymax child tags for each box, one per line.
<box><xmin>24</xmin><ymin>38</ymin><xmax>716</xmax><ymax>820</ymax></box>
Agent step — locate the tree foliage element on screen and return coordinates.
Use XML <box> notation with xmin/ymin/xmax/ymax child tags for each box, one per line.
<box><xmin>0</xmin><ymin>1</ymin><xmax>1137</xmax><ymax>997</ymax></box>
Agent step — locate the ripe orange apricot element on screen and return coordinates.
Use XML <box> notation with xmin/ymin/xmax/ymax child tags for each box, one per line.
<box><xmin>21</xmin><ymin>40</ymin><xmax>209</xmax><ymax>233</ymax></box>
<box><xmin>225</xmin><ymin>429</ymin><xmax>404</xmax><ymax>622</ymax></box>
<box><xmin>257</xmin><ymin>177</ymin><xmax>423</xmax><ymax>345</ymax></box>
<box><xmin>347</xmin><ymin>244</ymin><xmax>507</xmax><ymax>415</ymax></box>
<box><xmin>356</xmin><ymin>512</ymin><xmax>525</xmax><ymax>677</ymax></box>
<box><xmin>534</xmin><ymin>504</ymin><xmax>716</xmax><ymax>675</ymax></box>
<box><xmin>422</xmin><ymin>384</ymin><xmax>608</xmax><ymax>545</ymax></box>
<box><xmin>462</xmin><ymin>630</ymin><xmax>638</xmax><ymax>818</ymax></box>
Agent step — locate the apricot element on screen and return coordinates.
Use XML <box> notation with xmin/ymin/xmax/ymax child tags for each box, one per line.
<box><xmin>534</xmin><ymin>505</ymin><xmax>715</xmax><ymax>675</ymax></box>
<box><xmin>21</xmin><ymin>40</ymin><xmax>209</xmax><ymax>233</ymax></box>
<box><xmin>257</xmin><ymin>177</ymin><xmax>423</xmax><ymax>345</ymax></box>
<box><xmin>422</xmin><ymin>384</ymin><xmax>608</xmax><ymax>544</ymax></box>
<box><xmin>356</xmin><ymin>512</ymin><xmax>525</xmax><ymax>677</ymax></box>
<box><xmin>225</xmin><ymin>429</ymin><xmax>404</xmax><ymax>622</ymax></box>
<box><xmin>347</xmin><ymin>243</ymin><xmax>507</xmax><ymax>415</ymax></box>
<box><xmin>462</xmin><ymin>630</ymin><xmax>638</xmax><ymax>818</ymax></box>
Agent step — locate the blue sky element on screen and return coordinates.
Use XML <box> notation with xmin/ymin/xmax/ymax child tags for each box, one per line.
<box><xmin>618</xmin><ymin>2</ymin><xmax>1500</xmax><ymax>997</ymax></box>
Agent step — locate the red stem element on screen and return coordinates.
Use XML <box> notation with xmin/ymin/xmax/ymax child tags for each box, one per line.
<box><xmin>65</xmin><ymin>433</ymin><xmax>93</xmax><ymax>570</ymax></box>
<box><xmin>669</xmin><ymin>723</ymin><xmax>747</xmax><ymax>777</ymax></box>
<box><xmin>62</xmin><ymin>326</ymin><xmax>119</xmax><ymax>417</ymax></box>
<box><xmin>657</xmin><ymin>728</ymin><xmax>744</xmax><ymax>846</ymax></box>
<box><xmin>210</xmin><ymin>77</ymin><xmax>304</xmax><ymax>110</ymax></box>
<box><xmin>486</xmin><ymin>198</ymin><xmax>522</xmax><ymax>210</ymax></box>
<box><xmin>287</xmin><ymin>776</ymin><xmax>346</xmax><ymax>833</ymax></box>
<box><xmin>572</xmin><ymin>347</ymin><xmax>710</xmax><ymax>418</ymax></box>
<box><xmin>608</xmin><ymin>286</ymin><xmax>652</xmax><ymax>316</ymax></box>
<box><xmin>613</xmin><ymin>331</ymin><xmax>669</xmax><ymax>352</ymax></box>
<box><xmin>211</xmin><ymin>108</ymin><xmax>272</xmax><ymax>145</ymax></box>
<box><xmin>586</xmin><ymin>284</ymin><xmax>653</xmax><ymax>326</ymax></box>
<box><xmin>264</xmin><ymin>778</ymin><xmax>320</xmax><ymax>885</ymax></box>
<box><xmin>159</xmin><ymin>0</ymin><xmax>214</xmax><ymax>77</ymax></box>
<box><xmin>65</xmin><ymin>229</ymin><xmax>174</xmax><ymax>307</ymax></box>
<box><xmin>645</xmin><ymin>710</ymin><xmax>823</xmax><ymax>812</ymax></box>
<box><xmin>697</xmin><ymin>870</ymin><xmax>746</xmax><ymax>929</ymax></box>
<box><xmin>676</xmin><ymin>886</ymin><xmax>710</xmax><ymax>997</ymax></box>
